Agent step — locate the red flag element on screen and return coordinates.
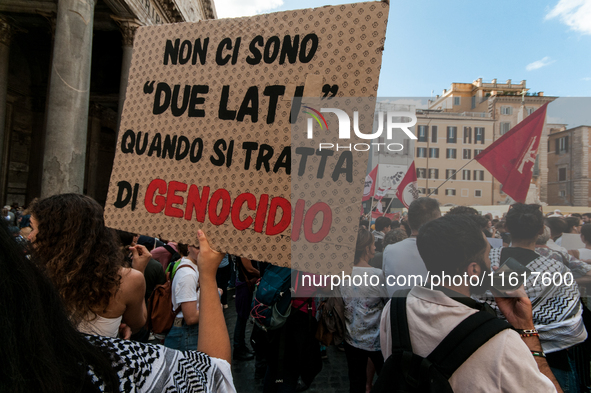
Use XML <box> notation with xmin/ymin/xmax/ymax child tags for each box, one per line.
<box><xmin>475</xmin><ymin>103</ymin><xmax>548</xmax><ymax>203</ymax></box>
<box><xmin>395</xmin><ymin>161</ymin><xmax>419</xmax><ymax>208</ymax></box>
<box><xmin>362</xmin><ymin>165</ymin><xmax>378</xmax><ymax>201</ymax></box>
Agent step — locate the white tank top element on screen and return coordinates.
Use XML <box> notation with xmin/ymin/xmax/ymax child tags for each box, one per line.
<box><xmin>78</xmin><ymin>314</ymin><xmax>123</xmax><ymax>338</ymax></box>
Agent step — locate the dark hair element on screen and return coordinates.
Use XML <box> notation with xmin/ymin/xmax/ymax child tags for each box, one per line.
<box><xmin>582</xmin><ymin>213</ymin><xmax>591</xmax><ymax>219</ymax></box>
<box><xmin>177</xmin><ymin>243</ymin><xmax>189</xmax><ymax>257</ymax></box>
<box><xmin>374</xmin><ymin>216</ymin><xmax>392</xmax><ymax>232</ymax></box>
<box><xmin>29</xmin><ymin>194</ymin><xmax>123</xmax><ymax>324</ymax></box>
<box><xmin>359</xmin><ymin>219</ymin><xmax>370</xmax><ymax>229</ymax></box>
<box><xmin>0</xmin><ymin>221</ymin><xmax>119</xmax><ymax>392</ymax></box>
<box><xmin>408</xmin><ymin>197</ymin><xmax>440</xmax><ymax>231</ymax></box>
<box><xmin>383</xmin><ymin>228</ymin><xmax>408</xmax><ymax>247</ymax></box>
<box><xmin>505</xmin><ymin>203</ymin><xmax>545</xmax><ymax>241</ymax></box>
<box><xmin>571</xmin><ymin>213</ymin><xmax>582</xmax><ymax>218</ymax></box>
<box><xmin>390</xmin><ymin>221</ymin><xmax>401</xmax><ymax>229</ymax></box>
<box><xmin>417</xmin><ymin>215</ymin><xmax>487</xmax><ymax>276</ymax></box>
<box><xmin>565</xmin><ymin>216</ymin><xmax>581</xmax><ymax>233</ymax></box>
<box><xmin>447</xmin><ymin>206</ymin><xmax>479</xmax><ymax>216</ymax></box>
<box><xmin>581</xmin><ymin>224</ymin><xmax>591</xmax><ymax>244</ymax></box>
<box><xmin>115</xmin><ymin>229</ymin><xmax>137</xmax><ymax>247</ymax></box>
<box><xmin>354</xmin><ymin>228</ymin><xmax>374</xmax><ymax>264</ymax></box>
<box><xmin>545</xmin><ymin>217</ymin><xmax>568</xmax><ymax>238</ymax></box>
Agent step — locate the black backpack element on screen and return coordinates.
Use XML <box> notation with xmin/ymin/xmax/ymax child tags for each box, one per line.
<box><xmin>371</xmin><ymin>290</ymin><xmax>511</xmax><ymax>393</ymax></box>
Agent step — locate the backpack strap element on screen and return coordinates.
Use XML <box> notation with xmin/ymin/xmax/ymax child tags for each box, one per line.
<box><xmin>389</xmin><ymin>289</ymin><xmax>413</xmax><ymax>353</ymax></box>
<box><xmin>163</xmin><ymin>244</ymin><xmax>176</xmax><ymax>256</ymax></box>
<box><xmin>427</xmin><ymin>310</ymin><xmax>511</xmax><ymax>379</ymax></box>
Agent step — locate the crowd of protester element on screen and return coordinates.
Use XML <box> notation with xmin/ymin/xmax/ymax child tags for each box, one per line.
<box><xmin>4</xmin><ymin>193</ymin><xmax>591</xmax><ymax>392</ymax></box>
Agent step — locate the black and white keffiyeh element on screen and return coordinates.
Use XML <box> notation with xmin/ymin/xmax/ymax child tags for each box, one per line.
<box><xmin>86</xmin><ymin>335</ymin><xmax>235</xmax><ymax>392</ymax></box>
<box><xmin>479</xmin><ymin>247</ymin><xmax>587</xmax><ymax>353</ymax></box>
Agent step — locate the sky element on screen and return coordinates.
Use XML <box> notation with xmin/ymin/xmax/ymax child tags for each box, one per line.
<box><xmin>213</xmin><ymin>0</ymin><xmax>591</xmax><ymax>127</ymax></box>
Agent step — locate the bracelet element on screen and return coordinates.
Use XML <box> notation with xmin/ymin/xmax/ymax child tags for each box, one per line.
<box><xmin>531</xmin><ymin>350</ymin><xmax>546</xmax><ymax>358</ymax></box>
<box><xmin>520</xmin><ymin>333</ymin><xmax>539</xmax><ymax>338</ymax></box>
<box><xmin>514</xmin><ymin>328</ymin><xmax>539</xmax><ymax>335</ymax></box>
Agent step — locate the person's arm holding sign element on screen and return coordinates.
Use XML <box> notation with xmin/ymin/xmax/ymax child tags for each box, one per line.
<box><xmin>494</xmin><ymin>287</ymin><xmax>563</xmax><ymax>393</ymax></box>
<box><xmin>196</xmin><ymin>230</ymin><xmax>231</xmax><ymax>364</ymax></box>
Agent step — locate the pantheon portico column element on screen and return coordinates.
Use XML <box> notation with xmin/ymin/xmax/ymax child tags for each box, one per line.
<box><xmin>113</xmin><ymin>17</ymin><xmax>139</xmax><ymax>133</ymax></box>
<box><xmin>41</xmin><ymin>0</ymin><xmax>97</xmax><ymax>197</ymax></box>
<box><xmin>0</xmin><ymin>16</ymin><xmax>12</xmax><ymax>201</ymax></box>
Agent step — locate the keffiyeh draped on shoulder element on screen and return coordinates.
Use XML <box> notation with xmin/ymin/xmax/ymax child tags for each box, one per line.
<box><xmin>86</xmin><ymin>335</ymin><xmax>235</xmax><ymax>392</ymax></box>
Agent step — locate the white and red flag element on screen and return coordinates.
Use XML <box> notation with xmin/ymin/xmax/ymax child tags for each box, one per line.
<box><xmin>362</xmin><ymin>165</ymin><xmax>378</xmax><ymax>202</ymax></box>
<box><xmin>395</xmin><ymin>161</ymin><xmax>419</xmax><ymax>208</ymax></box>
<box><xmin>475</xmin><ymin>103</ymin><xmax>548</xmax><ymax>203</ymax></box>
<box><xmin>374</xmin><ymin>186</ymin><xmax>391</xmax><ymax>201</ymax></box>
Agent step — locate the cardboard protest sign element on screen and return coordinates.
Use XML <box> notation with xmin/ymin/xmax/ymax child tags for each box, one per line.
<box><xmin>104</xmin><ymin>2</ymin><xmax>389</xmax><ymax>272</ymax></box>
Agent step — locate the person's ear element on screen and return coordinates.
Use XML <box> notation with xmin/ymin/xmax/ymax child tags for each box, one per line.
<box><xmin>466</xmin><ymin>261</ymin><xmax>482</xmax><ymax>277</ymax></box>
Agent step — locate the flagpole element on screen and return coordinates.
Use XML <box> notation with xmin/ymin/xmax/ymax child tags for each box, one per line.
<box><xmin>382</xmin><ymin>196</ymin><xmax>394</xmax><ymax>216</ymax></box>
<box><xmin>427</xmin><ymin>158</ymin><xmax>475</xmax><ymax>197</ymax></box>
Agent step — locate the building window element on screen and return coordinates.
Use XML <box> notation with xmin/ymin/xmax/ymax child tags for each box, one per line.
<box><xmin>417</xmin><ymin>168</ymin><xmax>427</xmax><ymax>179</ymax></box>
<box><xmin>429</xmin><ymin>148</ymin><xmax>439</xmax><ymax>158</ymax></box>
<box><xmin>501</xmin><ymin>106</ymin><xmax>513</xmax><ymax>115</ymax></box>
<box><xmin>428</xmin><ymin>188</ymin><xmax>439</xmax><ymax>195</ymax></box>
<box><xmin>527</xmin><ymin>107</ymin><xmax>535</xmax><ymax>115</ymax></box>
<box><xmin>462</xmin><ymin>170</ymin><xmax>471</xmax><ymax>180</ymax></box>
<box><xmin>461</xmin><ymin>188</ymin><xmax>469</xmax><ymax>197</ymax></box>
<box><xmin>556</xmin><ymin>136</ymin><xmax>568</xmax><ymax>154</ymax></box>
<box><xmin>446</xmin><ymin>148</ymin><xmax>457</xmax><ymax>159</ymax></box>
<box><xmin>428</xmin><ymin>169</ymin><xmax>439</xmax><ymax>179</ymax></box>
<box><xmin>463</xmin><ymin>149</ymin><xmax>472</xmax><ymax>159</ymax></box>
<box><xmin>474</xmin><ymin>170</ymin><xmax>484</xmax><ymax>181</ymax></box>
<box><xmin>445</xmin><ymin>189</ymin><xmax>456</xmax><ymax>196</ymax></box>
<box><xmin>471</xmin><ymin>96</ymin><xmax>476</xmax><ymax>109</ymax></box>
<box><xmin>431</xmin><ymin>126</ymin><xmax>438</xmax><ymax>143</ymax></box>
<box><xmin>558</xmin><ymin>168</ymin><xmax>567</xmax><ymax>182</ymax></box>
<box><xmin>445</xmin><ymin>169</ymin><xmax>457</xmax><ymax>180</ymax></box>
<box><xmin>418</xmin><ymin>188</ymin><xmax>426</xmax><ymax>195</ymax></box>
<box><xmin>475</xmin><ymin>190</ymin><xmax>482</xmax><ymax>197</ymax></box>
<box><xmin>418</xmin><ymin>125</ymin><xmax>428</xmax><ymax>142</ymax></box>
<box><xmin>417</xmin><ymin>147</ymin><xmax>427</xmax><ymax>158</ymax></box>
<box><xmin>559</xmin><ymin>190</ymin><xmax>566</xmax><ymax>197</ymax></box>
<box><xmin>463</xmin><ymin>127</ymin><xmax>472</xmax><ymax>144</ymax></box>
<box><xmin>500</xmin><ymin>122</ymin><xmax>511</xmax><ymax>135</ymax></box>
<box><xmin>454</xmin><ymin>97</ymin><xmax>461</xmax><ymax>106</ymax></box>
<box><xmin>475</xmin><ymin>127</ymin><xmax>484</xmax><ymax>144</ymax></box>
<box><xmin>474</xmin><ymin>149</ymin><xmax>483</xmax><ymax>156</ymax></box>
<box><xmin>447</xmin><ymin>127</ymin><xmax>457</xmax><ymax>143</ymax></box>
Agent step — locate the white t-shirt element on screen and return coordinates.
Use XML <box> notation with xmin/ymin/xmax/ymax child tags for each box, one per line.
<box><xmin>380</xmin><ymin>287</ymin><xmax>556</xmax><ymax>392</ymax></box>
<box><xmin>171</xmin><ymin>257</ymin><xmax>199</xmax><ymax>318</ymax></box>
<box><xmin>578</xmin><ymin>248</ymin><xmax>591</xmax><ymax>261</ymax></box>
<box><xmin>382</xmin><ymin>237</ymin><xmax>428</xmax><ymax>297</ymax></box>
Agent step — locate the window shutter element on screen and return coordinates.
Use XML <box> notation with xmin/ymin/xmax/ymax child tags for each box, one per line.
<box><xmin>481</xmin><ymin>128</ymin><xmax>485</xmax><ymax>145</ymax></box>
<box><xmin>565</xmin><ymin>136</ymin><xmax>569</xmax><ymax>152</ymax></box>
<box><xmin>555</xmin><ymin>139</ymin><xmax>559</xmax><ymax>154</ymax></box>
<box><xmin>431</xmin><ymin>126</ymin><xmax>437</xmax><ymax>143</ymax></box>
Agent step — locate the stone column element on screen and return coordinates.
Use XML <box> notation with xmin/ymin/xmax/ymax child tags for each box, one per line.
<box><xmin>41</xmin><ymin>0</ymin><xmax>97</xmax><ymax>197</ymax></box>
<box><xmin>86</xmin><ymin>103</ymin><xmax>101</xmax><ymax>199</ymax></box>
<box><xmin>0</xmin><ymin>16</ymin><xmax>12</xmax><ymax>202</ymax></box>
<box><xmin>113</xmin><ymin>17</ymin><xmax>139</xmax><ymax>133</ymax></box>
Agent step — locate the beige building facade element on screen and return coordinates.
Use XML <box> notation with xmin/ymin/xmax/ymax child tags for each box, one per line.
<box><xmin>547</xmin><ymin>125</ymin><xmax>591</xmax><ymax>206</ymax></box>
<box><xmin>414</xmin><ymin>111</ymin><xmax>494</xmax><ymax>205</ymax></box>
<box><xmin>427</xmin><ymin>78</ymin><xmax>556</xmax><ymax>205</ymax></box>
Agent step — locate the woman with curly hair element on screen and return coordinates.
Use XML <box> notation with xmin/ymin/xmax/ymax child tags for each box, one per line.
<box><xmin>28</xmin><ymin>193</ymin><xmax>149</xmax><ymax>337</ymax></box>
